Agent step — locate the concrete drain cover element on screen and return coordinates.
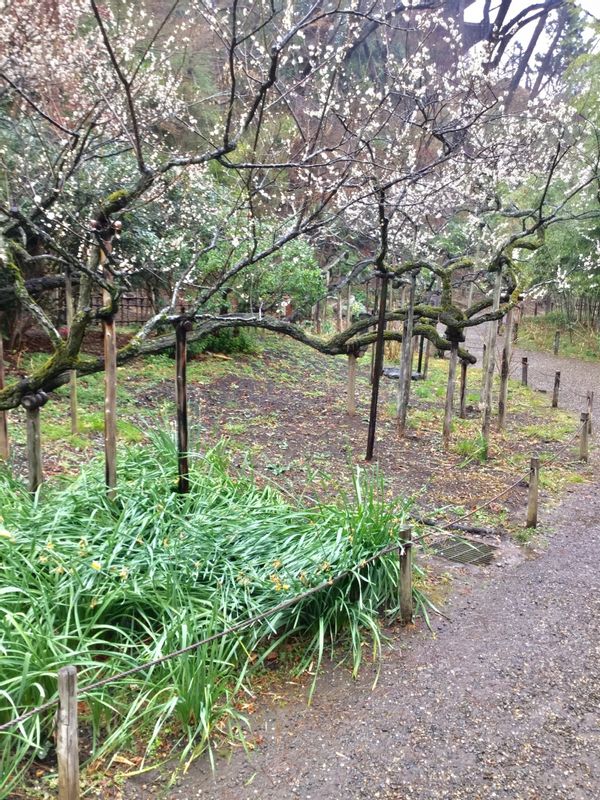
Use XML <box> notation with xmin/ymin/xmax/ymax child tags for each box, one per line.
<box><xmin>431</xmin><ymin>537</ymin><xmax>497</xmax><ymax>566</ymax></box>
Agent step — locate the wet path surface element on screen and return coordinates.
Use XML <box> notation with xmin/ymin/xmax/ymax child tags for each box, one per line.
<box><xmin>127</xmin><ymin>342</ymin><xmax>600</xmax><ymax>800</ymax></box>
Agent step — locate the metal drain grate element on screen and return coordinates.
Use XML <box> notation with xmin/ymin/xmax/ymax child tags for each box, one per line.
<box><xmin>430</xmin><ymin>538</ymin><xmax>497</xmax><ymax>566</ymax></box>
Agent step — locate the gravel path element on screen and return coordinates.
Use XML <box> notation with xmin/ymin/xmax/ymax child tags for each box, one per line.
<box><xmin>126</xmin><ymin>342</ymin><xmax>600</xmax><ymax>800</ymax></box>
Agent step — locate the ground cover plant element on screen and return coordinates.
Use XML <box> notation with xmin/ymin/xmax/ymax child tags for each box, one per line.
<box><xmin>0</xmin><ymin>433</ymin><xmax>412</xmax><ymax>798</ymax></box>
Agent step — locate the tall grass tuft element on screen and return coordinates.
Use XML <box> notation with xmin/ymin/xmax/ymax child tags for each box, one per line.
<box><xmin>0</xmin><ymin>433</ymin><xmax>411</xmax><ymax>795</ymax></box>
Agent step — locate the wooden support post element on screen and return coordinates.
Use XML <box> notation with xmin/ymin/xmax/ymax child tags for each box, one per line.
<box><xmin>399</xmin><ymin>530</ymin><xmax>413</xmax><ymax>626</ymax></box>
<box><xmin>347</xmin><ymin>353</ymin><xmax>357</xmax><ymax>417</ymax></box>
<box><xmin>0</xmin><ymin>335</ymin><xmax>8</xmax><ymax>460</ymax></box>
<box><xmin>553</xmin><ymin>329</ymin><xmax>560</xmax><ymax>355</ymax></box>
<box><xmin>580</xmin><ymin>412</ymin><xmax>589</xmax><ymax>463</ymax></box>
<box><xmin>459</xmin><ymin>360</ymin><xmax>468</xmax><ymax>419</ymax></box>
<box><xmin>57</xmin><ymin>666</ymin><xmax>79</xmax><ymax>800</ymax></box>
<box><xmin>410</xmin><ymin>334</ymin><xmax>418</xmax><ymax>372</ymax></box>
<box><xmin>65</xmin><ymin>267</ymin><xmax>78</xmax><ymax>434</ymax></box>
<box><xmin>443</xmin><ymin>342</ymin><xmax>458</xmax><ymax>449</ymax></box>
<box><xmin>336</xmin><ymin>290</ymin><xmax>343</xmax><ymax>332</ymax></box>
<box><xmin>534</xmin><ymin>301</ymin><xmax>538</xmax><ymax>317</ymax></box>
<box><xmin>366</xmin><ymin>274</ymin><xmax>389</xmax><ymax>462</ymax></box>
<box><xmin>521</xmin><ymin>357</ymin><xmax>528</xmax><ymax>387</ymax></box>
<box><xmin>369</xmin><ymin>278</ymin><xmax>380</xmax><ymax>386</ymax></box>
<box><xmin>512</xmin><ymin>320</ymin><xmax>519</xmax><ymax>342</ymax></box>
<box><xmin>314</xmin><ymin>300</ymin><xmax>321</xmax><ymax>335</ymax></box>
<box><xmin>587</xmin><ymin>391</ymin><xmax>594</xmax><ymax>435</ymax></box>
<box><xmin>22</xmin><ymin>392</ymin><xmax>47</xmax><ymax>493</ymax></box>
<box><xmin>423</xmin><ymin>338</ymin><xmax>430</xmax><ymax>379</ymax></box>
<box><xmin>481</xmin><ymin>342</ymin><xmax>487</xmax><ymax>391</ymax></box>
<box><xmin>481</xmin><ymin>269</ymin><xmax>503</xmax><ymax>445</ymax></box>
<box><xmin>175</xmin><ymin>320</ymin><xmax>193</xmax><ymax>493</ymax></box>
<box><xmin>103</xmin><ymin>312</ymin><xmax>117</xmax><ymax>498</ymax></box>
<box><xmin>417</xmin><ymin>335</ymin><xmax>425</xmax><ymax>375</ymax></box>
<box><xmin>345</xmin><ymin>282</ymin><xmax>352</xmax><ymax>329</ymax></box>
<box><xmin>466</xmin><ymin>281</ymin><xmax>474</xmax><ymax>309</ymax></box>
<box><xmin>101</xmin><ymin>242</ymin><xmax>117</xmax><ymax>499</ymax></box>
<box><xmin>396</xmin><ymin>272</ymin><xmax>416</xmax><ymax>437</ymax></box>
<box><xmin>25</xmin><ymin>405</ymin><xmax>43</xmax><ymax>493</ymax></box>
<box><xmin>498</xmin><ymin>307</ymin><xmax>513</xmax><ymax>429</ymax></box>
<box><xmin>526</xmin><ymin>455</ymin><xmax>539</xmax><ymax>529</ymax></box>
<box><xmin>551</xmin><ymin>371</ymin><xmax>561</xmax><ymax>409</ymax></box>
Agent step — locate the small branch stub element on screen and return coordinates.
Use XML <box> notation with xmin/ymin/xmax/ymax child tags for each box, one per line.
<box><xmin>526</xmin><ymin>455</ymin><xmax>539</xmax><ymax>529</ymax></box>
<box><xmin>57</xmin><ymin>666</ymin><xmax>80</xmax><ymax>800</ymax></box>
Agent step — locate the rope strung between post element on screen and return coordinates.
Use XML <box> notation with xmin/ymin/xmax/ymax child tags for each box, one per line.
<box><xmin>439</xmin><ymin>417</ymin><xmax>589</xmax><ymax>529</ymax></box>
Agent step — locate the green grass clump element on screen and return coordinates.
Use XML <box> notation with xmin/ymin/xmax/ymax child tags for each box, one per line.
<box><xmin>454</xmin><ymin>435</ymin><xmax>488</xmax><ymax>465</ymax></box>
<box><xmin>0</xmin><ymin>434</ymin><xmax>411</xmax><ymax>795</ymax></box>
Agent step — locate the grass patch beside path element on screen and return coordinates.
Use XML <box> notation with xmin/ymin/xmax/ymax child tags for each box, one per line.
<box><xmin>0</xmin><ymin>434</ymin><xmax>411</xmax><ymax>799</ymax></box>
<box><xmin>518</xmin><ymin>314</ymin><xmax>600</xmax><ymax>361</ymax></box>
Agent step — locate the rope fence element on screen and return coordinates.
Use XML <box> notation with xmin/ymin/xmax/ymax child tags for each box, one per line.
<box><xmin>438</xmin><ymin>414</ymin><xmax>590</xmax><ymax>532</ymax></box>
<box><xmin>0</xmin><ymin>538</ymin><xmax>417</xmax><ymax>738</ymax></box>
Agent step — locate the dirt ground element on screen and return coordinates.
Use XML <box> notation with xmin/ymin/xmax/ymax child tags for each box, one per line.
<box><xmin>4</xmin><ymin>327</ymin><xmax>584</xmax><ymax>530</ymax></box>
<box><xmin>121</xmin><ymin>333</ymin><xmax>600</xmax><ymax>800</ymax></box>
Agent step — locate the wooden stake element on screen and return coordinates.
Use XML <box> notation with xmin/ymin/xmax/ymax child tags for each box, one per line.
<box><xmin>25</xmin><ymin>404</ymin><xmax>43</xmax><ymax>493</ymax></box>
<box><xmin>481</xmin><ymin>269</ymin><xmax>503</xmax><ymax>446</ymax></box>
<box><xmin>175</xmin><ymin>320</ymin><xmax>193</xmax><ymax>493</ymax></box>
<box><xmin>369</xmin><ymin>278</ymin><xmax>380</xmax><ymax>386</ymax></box>
<box><xmin>481</xmin><ymin>342</ymin><xmax>488</xmax><ymax>391</ymax></box>
<box><xmin>0</xmin><ymin>335</ymin><xmax>8</xmax><ymax>460</ymax></box>
<box><xmin>314</xmin><ymin>300</ymin><xmax>321</xmax><ymax>335</ymax></box>
<box><xmin>345</xmin><ymin>282</ymin><xmax>352</xmax><ymax>329</ymax></box>
<box><xmin>417</xmin><ymin>335</ymin><xmax>425</xmax><ymax>375</ymax></box>
<box><xmin>580</xmin><ymin>412</ymin><xmax>589</xmax><ymax>463</ymax></box>
<box><xmin>466</xmin><ymin>281</ymin><xmax>474</xmax><ymax>309</ymax></box>
<box><xmin>498</xmin><ymin>307</ymin><xmax>513</xmax><ymax>429</ymax></box>
<box><xmin>443</xmin><ymin>342</ymin><xmax>458</xmax><ymax>449</ymax></box>
<box><xmin>103</xmin><ymin>313</ymin><xmax>117</xmax><ymax>498</ymax></box>
<box><xmin>553</xmin><ymin>329</ymin><xmax>560</xmax><ymax>355</ymax></box>
<box><xmin>423</xmin><ymin>337</ymin><xmax>430</xmax><ymax>379</ymax></box>
<box><xmin>399</xmin><ymin>530</ymin><xmax>413</xmax><ymax>626</ymax></box>
<box><xmin>101</xmin><ymin>244</ymin><xmax>117</xmax><ymax>499</ymax></box>
<box><xmin>366</xmin><ymin>274</ymin><xmax>389</xmax><ymax>462</ymax></box>
<box><xmin>551</xmin><ymin>371</ymin><xmax>561</xmax><ymax>409</ymax></box>
<box><xmin>521</xmin><ymin>357</ymin><xmax>528</xmax><ymax>387</ymax></box>
<box><xmin>587</xmin><ymin>390</ymin><xmax>594</xmax><ymax>435</ymax></box>
<box><xmin>396</xmin><ymin>272</ymin><xmax>416</xmax><ymax>436</ymax></box>
<box><xmin>347</xmin><ymin>353</ymin><xmax>357</xmax><ymax>417</ymax></box>
<box><xmin>65</xmin><ymin>267</ymin><xmax>78</xmax><ymax>435</ymax></box>
<box><xmin>57</xmin><ymin>666</ymin><xmax>80</xmax><ymax>800</ymax></box>
<box><xmin>459</xmin><ymin>360</ymin><xmax>468</xmax><ymax>419</ymax></box>
<box><xmin>526</xmin><ymin>455</ymin><xmax>539</xmax><ymax>529</ymax></box>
